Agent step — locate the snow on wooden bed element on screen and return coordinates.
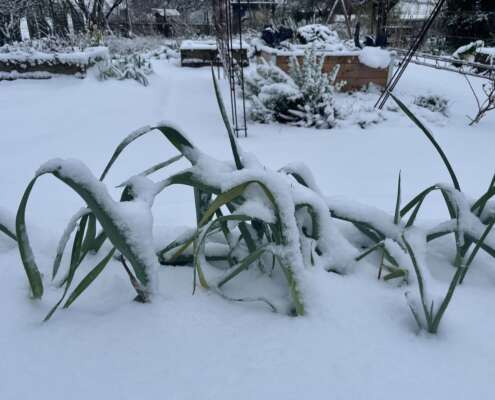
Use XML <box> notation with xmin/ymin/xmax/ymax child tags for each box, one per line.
<box><xmin>180</xmin><ymin>40</ymin><xmax>249</xmax><ymax>68</ymax></box>
<box><xmin>258</xmin><ymin>46</ymin><xmax>393</xmax><ymax>92</ymax></box>
<box><xmin>0</xmin><ymin>47</ymin><xmax>109</xmax><ymax>80</ymax></box>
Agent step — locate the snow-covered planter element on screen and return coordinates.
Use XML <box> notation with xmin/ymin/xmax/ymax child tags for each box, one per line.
<box><xmin>0</xmin><ymin>46</ymin><xmax>109</xmax><ymax>79</ymax></box>
<box><xmin>257</xmin><ymin>46</ymin><xmax>391</xmax><ymax>92</ymax></box>
<box><xmin>180</xmin><ymin>39</ymin><xmax>249</xmax><ymax>67</ymax></box>
<box><xmin>246</xmin><ymin>48</ymin><xmax>384</xmax><ymax>129</ymax></box>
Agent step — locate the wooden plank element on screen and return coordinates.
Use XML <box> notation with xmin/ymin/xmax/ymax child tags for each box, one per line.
<box><xmin>267</xmin><ymin>52</ymin><xmax>389</xmax><ymax>91</ymax></box>
<box><xmin>0</xmin><ymin>61</ymin><xmax>86</xmax><ymax>76</ymax></box>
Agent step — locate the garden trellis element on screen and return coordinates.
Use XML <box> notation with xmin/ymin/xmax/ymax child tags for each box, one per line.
<box><xmin>214</xmin><ymin>0</ymin><xmax>255</xmax><ymax>138</ymax></box>
<box><xmin>376</xmin><ymin>0</ymin><xmax>447</xmax><ymax>109</ymax></box>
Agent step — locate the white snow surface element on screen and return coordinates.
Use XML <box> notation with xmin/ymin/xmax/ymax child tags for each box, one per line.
<box><xmin>359</xmin><ymin>46</ymin><xmax>392</xmax><ymax>69</ymax></box>
<box><xmin>1</xmin><ymin>55</ymin><xmax>495</xmax><ymax>400</ymax></box>
<box><xmin>0</xmin><ymin>46</ymin><xmax>109</xmax><ymax>66</ymax></box>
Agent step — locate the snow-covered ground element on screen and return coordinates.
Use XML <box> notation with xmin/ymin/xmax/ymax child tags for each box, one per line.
<box><xmin>1</xmin><ymin>57</ymin><xmax>494</xmax><ymax>399</ymax></box>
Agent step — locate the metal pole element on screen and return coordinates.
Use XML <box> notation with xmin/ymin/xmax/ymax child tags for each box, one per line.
<box><xmin>375</xmin><ymin>0</ymin><xmax>447</xmax><ymax>109</ymax></box>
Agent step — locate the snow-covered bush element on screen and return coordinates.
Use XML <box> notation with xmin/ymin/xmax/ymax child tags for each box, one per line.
<box><xmin>98</xmin><ymin>53</ymin><xmax>153</xmax><ymax>86</ymax></box>
<box><xmin>289</xmin><ymin>47</ymin><xmax>344</xmax><ymax>128</ymax></box>
<box><xmin>97</xmin><ymin>35</ymin><xmax>177</xmax><ymax>86</ymax></box>
<box><xmin>414</xmin><ymin>95</ymin><xmax>449</xmax><ymax>116</ymax></box>
<box><xmin>104</xmin><ymin>35</ymin><xmax>178</xmax><ymax>60</ymax></box>
<box><xmin>0</xmin><ymin>34</ymin><xmax>101</xmax><ymax>55</ymax></box>
<box><xmin>246</xmin><ymin>47</ymin><xmax>343</xmax><ymax>129</ymax></box>
<box><xmin>296</xmin><ymin>24</ymin><xmax>340</xmax><ymax>45</ymax></box>
<box><xmin>337</xmin><ymin>87</ymin><xmax>386</xmax><ymax>129</ymax></box>
<box><xmin>245</xmin><ymin>62</ymin><xmax>303</xmax><ymax>123</ymax></box>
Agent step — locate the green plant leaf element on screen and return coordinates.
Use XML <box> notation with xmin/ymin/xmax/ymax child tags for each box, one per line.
<box><xmin>52</xmin><ymin>209</ymin><xmax>91</xmax><ymax>280</ymax></box>
<box><xmin>217</xmin><ymin>246</ymin><xmax>268</xmax><ymax>288</ymax></box>
<box><xmin>460</xmin><ymin>217</ymin><xmax>495</xmax><ymax>283</ymax></box>
<box><xmin>390</xmin><ymin>93</ymin><xmax>461</xmax><ymax>191</ymax></box>
<box><xmin>0</xmin><ymin>222</ymin><xmax>17</xmax><ymax>242</ymax></box>
<box><xmin>64</xmin><ymin>248</ymin><xmax>117</xmax><ymax>309</ymax></box>
<box><xmin>17</xmin><ymin>164</ymin><xmax>154</xmax><ymax>305</ymax></box>
<box><xmin>211</xmin><ymin>66</ymin><xmax>244</xmax><ymax>170</ymax></box>
<box><xmin>394</xmin><ymin>171</ymin><xmax>402</xmax><ymax>225</ymax></box>
<box><xmin>99</xmin><ymin>125</ymin><xmax>154</xmax><ymax>180</ymax></box>
<box><xmin>16</xmin><ymin>178</ymin><xmax>44</xmax><ymax>299</ymax></box>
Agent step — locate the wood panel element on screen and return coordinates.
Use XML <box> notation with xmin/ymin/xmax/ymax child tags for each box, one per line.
<box><xmin>261</xmin><ymin>50</ymin><xmax>389</xmax><ymax>92</ymax></box>
<box><xmin>181</xmin><ymin>48</ymin><xmax>248</xmax><ymax>68</ymax></box>
<box><xmin>0</xmin><ymin>60</ymin><xmax>86</xmax><ymax>77</ymax></box>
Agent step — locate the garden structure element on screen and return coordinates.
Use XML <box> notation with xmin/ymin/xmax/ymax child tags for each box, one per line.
<box><xmin>0</xmin><ymin>47</ymin><xmax>109</xmax><ymax>80</ymax></box>
<box><xmin>258</xmin><ymin>47</ymin><xmax>392</xmax><ymax>91</ymax></box>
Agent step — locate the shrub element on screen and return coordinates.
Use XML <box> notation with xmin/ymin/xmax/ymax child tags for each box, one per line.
<box><xmin>288</xmin><ymin>46</ymin><xmax>343</xmax><ymax>128</ymax></box>
<box><xmin>98</xmin><ymin>53</ymin><xmax>153</xmax><ymax>86</ymax></box>
<box><xmin>246</xmin><ymin>47</ymin><xmax>342</xmax><ymax>128</ymax></box>
<box><xmin>414</xmin><ymin>94</ymin><xmax>449</xmax><ymax>116</ymax></box>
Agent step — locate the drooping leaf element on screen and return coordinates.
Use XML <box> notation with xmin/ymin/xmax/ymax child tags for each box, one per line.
<box><xmin>16</xmin><ymin>178</ymin><xmax>44</xmax><ymax>299</ymax></box>
<box><xmin>211</xmin><ymin>66</ymin><xmax>243</xmax><ymax>170</ymax></box>
<box><xmin>64</xmin><ymin>248</ymin><xmax>117</xmax><ymax>309</ymax></box>
<box><xmin>390</xmin><ymin>93</ymin><xmax>461</xmax><ymax>191</ymax></box>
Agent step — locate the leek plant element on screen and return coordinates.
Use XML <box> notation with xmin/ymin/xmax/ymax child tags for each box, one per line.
<box><xmin>8</xmin><ymin>66</ymin><xmax>495</xmax><ymax>334</ymax></box>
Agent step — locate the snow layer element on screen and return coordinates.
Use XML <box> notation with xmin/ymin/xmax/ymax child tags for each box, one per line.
<box><xmin>359</xmin><ymin>47</ymin><xmax>392</xmax><ymax>69</ymax></box>
<box><xmin>0</xmin><ymin>56</ymin><xmax>495</xmax><ymax>400</ymax></box>
<box><xmin>0</xmin><ymin>46</ymin><xmax>109</xmax><ymax>66</ymax></box>
<box><xmin>180</xmin><ymin>39</ymin><xmax>248</xmax><ymax>51</ymax></box>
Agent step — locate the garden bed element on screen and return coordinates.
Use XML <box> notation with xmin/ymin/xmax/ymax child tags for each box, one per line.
<box><xmin>180</xmin><ymin>39</ymin><xmax>248</xmax><ymax>67</ymax></box>
<box><xmin>0</xmin><ymin>46</ymin><xmax>109</xmax><ymax>80</ymax></box>
<box><xmin>258</xmin><ymin>47</ymin><xmax>392</xmax><ymax>92</ymax></box>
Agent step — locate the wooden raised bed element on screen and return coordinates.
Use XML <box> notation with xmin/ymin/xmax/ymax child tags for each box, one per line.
<box><xmin>180</xmin><ymin>40</ymin><xmax>248</xmax><ymax>68</ymax></box>
<box><xmin>0</xmin><ymin>47</ymin><xmax>109</xmax><ymax>81</ymax></box>
<box><xmin>259</xmin><ymin>49</ymin><xmax>391</xmax><ymax>92</ymax></box>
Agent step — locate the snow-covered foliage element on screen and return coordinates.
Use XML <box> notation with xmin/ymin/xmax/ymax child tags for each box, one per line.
<box><xmin>0</xmin><ymin>33</ymin><xmax>175</xmax><ymax>83</ymax></box>
<box><xmin>3</xmin><ymin>52</ymin><xmax>494</xmax><ymax>337</ymax></box>
<box><xmin>296</xmin><ymin>24</ymin><xmax>340</xmax><ymax>45</ymax></box>
<box><xmin>246</xmin><ymin>48</ymin><xmax>384</xmax><ymax>129</ymax></box>
<box><xmin>288</xmin><ymin>46</ymin><xmax>344</xmax><ymax>128</ymax></box>
<box><xmin>98</xmin><ymin>53</ymin><xmax>153</xmax><ymax>86</ymax></box>
<box><xmin>97</xmin><ymin>35</ymin><xmax>176</xmax><ymax>86</ymax></box>
<box><xmin>9</xmin><ymin>84</ymin><xmax>495</xmax><ymax>334</ymax></box>
<box><xmin>246</xmin><ymin>47</ymin><xmax>342</xmax><ymax>129</ymax></box>
<box><xmin>104</xmin><ymin>35</ymin><xmax>178</xmax><ymax>60</ymax></box>
<box><xmin>0</xmin><ymin>33</ymin><xmax>104</xmax><ymax>55</ymax></box>
<box><xmin>245</xmin><ymin>63</ymin><xmax>302</xmax><ymax>123</ymax></box>
<box><xmin>414</xmin><ymin>94</ymin><xmax>450</xmax><ymax>116</ymax></box>
<box><xmin>257</xmin><ymin>23</ymin><xmax>357</xmax><ymax>53</ymax></box>
<box><xmin>0</xmin><ymin>33</ymin><xmax>109</xmax><ymax>68</ymax></box>
<box><xmin>0</xmin><ymin>45</ymin><xmax>109</xmax><ymax>66</ymax></box>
